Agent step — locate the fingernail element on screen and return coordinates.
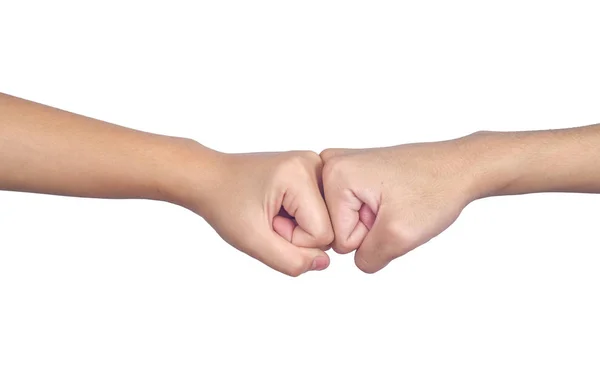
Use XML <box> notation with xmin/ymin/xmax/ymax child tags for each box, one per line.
<box><xmin>310</xmin><ymin>259</ymin><xmax>319</xmax><ymax>271</ymax></box>
<box><xmin>310</xmin><ymin>256</ymin><xmax>329</xmax><ymax>271</ymax></box>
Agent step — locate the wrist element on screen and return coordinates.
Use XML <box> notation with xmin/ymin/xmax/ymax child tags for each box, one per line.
<box><xmin>456</xmin><ymin>131</ymin><xmax>525</xmax><ymax>201</ymax></box>
<box><xmin>153</xmin><ymin>136</ymin><xmax>228</xmax><ymax>214</ymax></box>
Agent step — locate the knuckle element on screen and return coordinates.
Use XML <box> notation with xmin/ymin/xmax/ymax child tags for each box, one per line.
<box><xmin>277</xmin><ymin>152</ymin><xmax>319</xmax><ymax>178</ymax></box>
<box><xmin>319</xmin><ymin>148</ymin><xmax>336</xmax><ymax>161</ymax></box>
<box><xmin>379</xmin><ymin>220</ymin><xmax>418</xmax><ymax>258</ymax></box>
<box><xmin>355</xmin><ymin>248</ymin><xmax>391</xmax><ymax>274</ymax></box>
<box><xmin>382</xmin><ymin>220</ymin><xmax>401</xmax><ymax>237</ymax></box>
<box><xmin>299</xmin><ymin>150</ymin><xmax>322</xmax><ymax>163</ymax></box>
<box><xmin>355</xmin><ymin>256</ymin><xmax>378</xmax><ymax>274</ymax></box>
<box><xmin>383</xmin><ymin>220</ymin><xmax>411</xmax><ymax>242</ymax></box>
<box><xmin>291</xmin><ymin>150</ymin><xmax>321</xmax><ymax>166</ymax></box>
<box><xmin>332</xmin><ymin>238</ymin><xmax>358</xmax><ymax>255</ymax></box>
<box><xmin>283</xmin><ymin>257</ymin><xmax>310</xmax><ymax>277</ymax></box>
<box><xmin>315</xmin><ymin>227</ymin><xmax>335</xmax><ymax>247</ymax></box>
<box><xmin>324</xmin><ymin>227</ymin><xmax>336</xmax><ymax>245</ymax></box>
<box><xmin>332</xmin><ymin>244</ymin><xmax>353</xmax><ymax>255</ymax></box>
<box><xmin>321</xmin><ymin>156</ymin><xmax>344</xmax><ymax>181</ymax></box>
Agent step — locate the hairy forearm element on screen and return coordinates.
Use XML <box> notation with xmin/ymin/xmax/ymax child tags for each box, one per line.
<box><xmin>0</xmin><ymin>93</ymin><xmax>217</xmax><ymax>206</ymax></box>
<box><xmin>464</xmin><ymin>124</ymin><xmax>600</xmax><ymax>199</ymax></box>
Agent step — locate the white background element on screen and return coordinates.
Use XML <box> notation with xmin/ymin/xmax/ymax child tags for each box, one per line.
<box><xmin>1</xmin><ymin>1</ymin><xmax>600</xmax><ymax>384</ymax></box>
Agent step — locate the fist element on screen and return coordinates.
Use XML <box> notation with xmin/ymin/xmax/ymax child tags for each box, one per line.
<box><xmin>320</xmin><ymin>139</ymin><xmax>477</xmax><ymax>273</ymax></box>
<box><xmin>184</xmin><ymin>149</ymin><xmax>334</xmax><ymax>277</ymax></box>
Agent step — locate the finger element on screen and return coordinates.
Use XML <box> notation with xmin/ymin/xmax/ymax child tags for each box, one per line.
<box><xmin>359</xmin><ymin>203</ymin><xmax>377</xmax><ymax>230</ymax></box>
<box><xmin>354</xmin><ymin>211</ymin><xmax>412</xmax><ymax>274</ymax></box>
<box><xmin>249</xmin><ymin>230</ymin><xmax>331</xmax><ymax>277</ymax></box>
<box><xmin>323</xmin><ymin>185</ymin><xmax>370</xmax><ymax>254</ymax></box>
<box><xmin>281</xmin><ymin>168</ymin><xmax>334</xmax><ymax>249</ymax></box>
<box><xmin>272</xmin><ymin>215</ymin><xmax>331</xmax><ymax>251</ymax></box>
<box><xmin>272</xmin><ymin>215</ymin><xmax>295</xmax><ymax>242</ymax></box>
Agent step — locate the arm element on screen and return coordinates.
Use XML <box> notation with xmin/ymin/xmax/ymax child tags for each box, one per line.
<box><xmin>0</xmin><ymin>93</ymin><xmax>333</xmax><ymax>276</ymax></box>
<box><xmin>469</xmin><ymin>125</ymin><xmax>600</xmax><ymax>197</ymax></box>
<box><xmin>0</xmin><ymin>92</ymin><xmax>213</xmax><ymax>203</ymax></box>
<box><xmin>320</xmin><ymin>124</ymin><xmax>600</xmax><ymax>273</ymax></box>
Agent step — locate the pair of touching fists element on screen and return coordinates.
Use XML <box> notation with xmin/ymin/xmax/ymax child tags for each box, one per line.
<box><xmin>188</xmin><ymin>138</ymin><xmax>474</xmax><ymax>276</ymax></box>
<box><xmin>1</xmin><ymin>94</ymin><xmax>597</xmax><ymax>275</ymax></box>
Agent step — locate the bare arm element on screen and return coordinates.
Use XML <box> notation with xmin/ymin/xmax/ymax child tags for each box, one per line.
<box><xmin>0</xmin><ymin>93</ymin><xmax>332</xmax><ymax>276</ymax></box>
<box><xmin>0</xmin><ymin>92</ymin><xmax>218</xmax><ymax>204</ymax></box>
<box><xmin>469</xmin><ymin>125</ymin><xmax>600</xmax><ymax>197</ymax></box>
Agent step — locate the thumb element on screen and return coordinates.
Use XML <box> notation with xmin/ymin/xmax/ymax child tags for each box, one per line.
<box><xmin>251</xmin><ymin>230</ymin><xmax>330</xmax><ymax>277</ymax></box>
<box><xmin>354</xmin><ymin>211</ymin><xmax>412</xmax><ymax>274</ymax></box>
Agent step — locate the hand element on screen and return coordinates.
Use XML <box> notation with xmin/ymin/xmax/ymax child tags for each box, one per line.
<box><xmin>180</xmin><ymin>148</ymin><xmax>334</xmax><ymax>277</ymax></box>
<box><xmin>320</xmin><ymin>137</ymin><xmax>479</xmax><ymax>273</ymax></box>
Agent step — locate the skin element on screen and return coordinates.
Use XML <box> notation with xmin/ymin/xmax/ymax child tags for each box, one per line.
<box><xmin>0</xmin><ymin>93</ymin><xmax>333</xmax><ymax>277</ymax></box>
<box><xmin>320</xmin><ymin>124</ymin><xmax>600</xmax><ymax>273</ymax></box>
<box><xmin>2</xmin><ymin>92</ymin><xmax>599</xmax><ymax>275</ymax></box>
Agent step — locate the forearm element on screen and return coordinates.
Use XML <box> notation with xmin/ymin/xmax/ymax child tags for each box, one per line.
<box><xmin>464</xmin><ymin>124</ymin><xmax>600</xmax><ymax>199</ymax></box>
<box><xmin>0</xmin><ymin>93</ymin><xmax>218</xmax><ymax>206</ymax></box>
